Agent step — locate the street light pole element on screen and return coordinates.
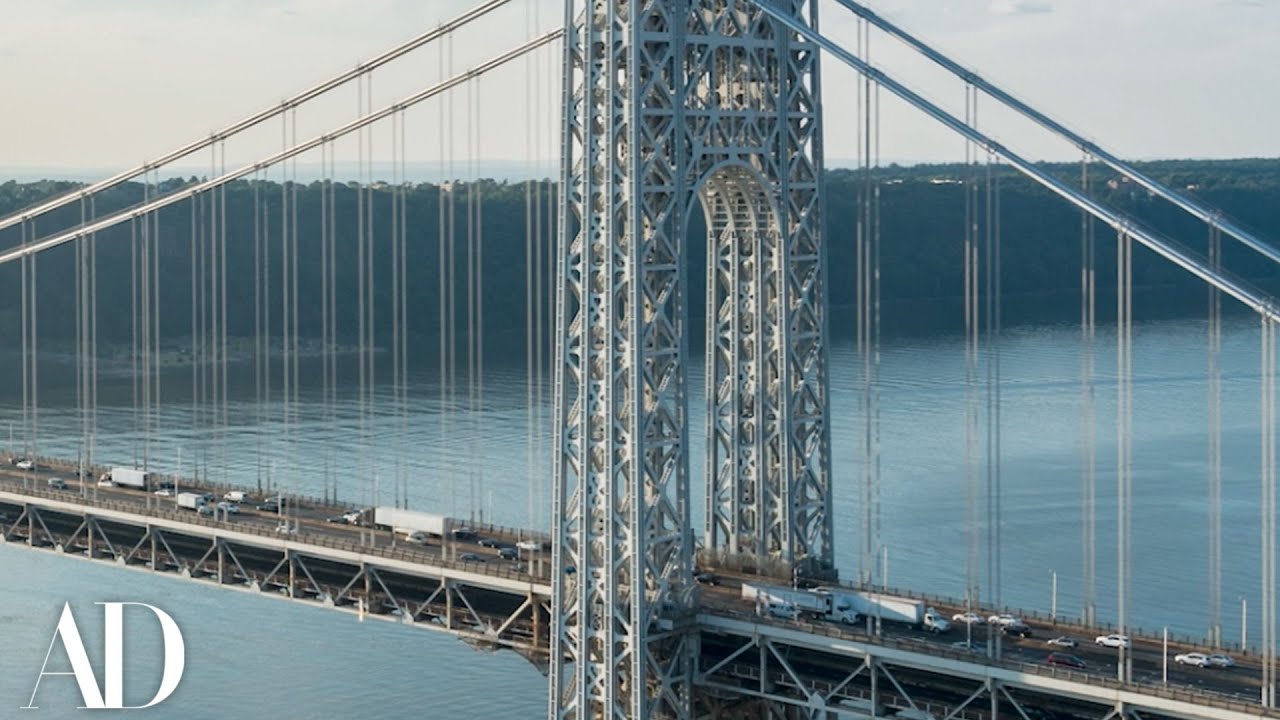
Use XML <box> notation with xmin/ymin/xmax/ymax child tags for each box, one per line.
<box><xmin>1162</xmin><ymin>626</ymin><xmax>1168</xmax><ymax>685</ymax></box>
<box><xmin>1051</xmin><ymin>570</ymin><xmax>1058</xmax><ymax>623</ymax></box>
<box><xmin>1242</xmin><ymin>596</ymin><xmax>1248</xmax><ymax>649</ymax></box>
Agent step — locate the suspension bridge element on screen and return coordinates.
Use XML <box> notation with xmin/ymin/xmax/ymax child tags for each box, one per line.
<box><xmin>0</xmin><ymin>1</ymin><xmax>1276</xmax><ymax>718</ymax></box>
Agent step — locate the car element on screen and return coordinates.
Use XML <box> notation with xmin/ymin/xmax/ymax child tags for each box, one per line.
<box><xmin>15</xmin><ymin>460</ymin><xmax>34</xmax><ymax>470</ymax></box>
<box><xmin>1046</xmin><ymin>653</ymin><xmax>1087</xmax><ymax>669</ymax></box>
<box><xmin>257</xmin><ymin>502</ymin><xmax>281</xmax><ymax>513</ymax></box>
<box><xmin>988</xmin><ymin>614</ymin><xmax>1021</xmax><ymax>627</ymax></box>
<box><xmin>47</xmin><ymin>478</ymin><xmax>67</xmax><ymax>490</ymax></box>
<box><xmin>1175</xmin><ymin>652</ymin><xmax>1212</xmax><ymax>667</ymax></box>
<box><xmin>498</xmin><ymin>547</ymin><xmax>518</xmax><ymax>560</ymax></box>
<box><xmin>478</xmin><ymin>538</ymin><xmax>501</xmax><ymax>548</ymax></box>
<box><xmin>952</xmin><ymin>611</ymin><xmax>986</xmax><ymax>625</ymax></box>
<box><xmin>950</xmin><ymin>640</ymin><xmax>982</xmax><ymax>654</ymax></box>
<box><xmin>342</xmin><ymin>510</ymin><xmax>362</xmax><ymax>524</ymax></box>
<box><xmin>197</xmin><ymin>505</ymin><xmax>214</xmax><ymax>517</ymax></box>
<box><xmin>405</xmin><ymin>531</ymin><xmax>431</xmax><ymax>545</ymax></box>
<box><xmin>325</xmin><ymin>515</ymin><xmax>348</xmax><ymax>523</ymax></box>
<box><xmin>1046</xmin><ymin>636</ymin><xmax>1078</xmax><ymax>648</ymax></box>
<box><xmin>695</xmin><ymin>572</ymin><xmax>721</xmax><ymax>586</ymax></box>
<box><xmin>275</xmin><ymin>523</ymin><xmax>297</xmax><ymax>535</ymax></box>
<box><xmin>1094</xmin><ymin>634</ymin><xmax>1130</xmax><ymax>649</ymax></box>
<box><xmin>452</xmin><ymin>527</ymin><xmax>477</xmax><ymax>541</ymax></box>
<box><xmin>1208</xmin><ymin>654</ymin><xmax>1235</xmax><ymax>668</ymax></box>
<box><xmin>459</xmin><ymin>552</ymin><xmax>486</xmax><ymax>562</ymax></box>
<box><xmin>1002</xmin><ymin>622</ymin><xmax>1033</xmax><ymax>638</ymax></box>
<box><xmin>157</xmin><ymin>480</ymin><xmax>175</xmax><ymax>490</ymax></box>
<box><xmin>153</xmin><ymin>488</ymin><xmax>175</xmax><ymax>497</ymax></box>
<box><xmin>516</xmin><ymin>540</ymin><xmax>542</xmax><ymax>552</ymax></box>
<box><xmin>215</xmin><ymin>501</ymin><xmax>240</xmax><ymax>514</ymax></box>
<box><xmin>97</xmin><ymin>479</ymin><xmax>115</xmax><ymax>488</ymax></box>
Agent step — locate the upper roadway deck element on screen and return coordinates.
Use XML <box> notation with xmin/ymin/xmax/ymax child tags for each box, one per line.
<box><xmin>0</xmin><ymin>456</ymin><xmax>1274</xmax><ymax>718</ymax></box>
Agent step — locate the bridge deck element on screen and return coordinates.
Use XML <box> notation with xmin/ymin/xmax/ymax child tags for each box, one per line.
<box><xmin>0</xmin><ymin>459</ymin><xmax>1271</xmax><ymax>718</ymax></box>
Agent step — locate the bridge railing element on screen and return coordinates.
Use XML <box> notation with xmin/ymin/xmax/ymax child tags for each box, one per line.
<box><xmin>0</xmin><ymin>482</ymin><xmax>545</xmax><ymax>586</ymax></box>
<box><xmin>705</xmin><ymin>604</ymin><xmax>1279</xmax><ymax>717</ymax></box>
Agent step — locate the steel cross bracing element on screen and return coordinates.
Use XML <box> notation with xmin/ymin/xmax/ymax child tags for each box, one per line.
<box><xmin>551</xmin><ymin>1</ymin><xmax>832</xmax><ymax>718</ymax></box>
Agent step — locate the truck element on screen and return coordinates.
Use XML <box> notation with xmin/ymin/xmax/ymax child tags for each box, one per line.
<box><xmin>177</xmin><ymin>492</ymin><xmax>207</xmax><ymax>511</ymax></box>
<box><xmin>110</xmin><ymin>467</ymin><xmax>151</xmax><ymax>490</ymax></box>
<box><xmin>372</xmin><ymin>507</ymin><xmax>454</xmax><ymax>538</ymax></box>
<box><xmin>741</xmin><ymin>583</ymin><xmax>833</xmax><ymax>620</ymax></box>
<box><xmin>824</xmin><ymin>589</ymin><xmax>950</xmax><ymax>633</ymax></box>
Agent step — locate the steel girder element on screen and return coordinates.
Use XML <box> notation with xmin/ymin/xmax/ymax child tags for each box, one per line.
<box><xmin>552</xmin><ymin>1</ymin><xmax>830</xmax><ymax>718</ymax></box>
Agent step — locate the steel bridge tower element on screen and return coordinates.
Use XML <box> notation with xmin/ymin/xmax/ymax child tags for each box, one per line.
<box><xmin>550</xmin><ymin>1</ymin><xmax>832</xmax><ymax>717</ymax></box>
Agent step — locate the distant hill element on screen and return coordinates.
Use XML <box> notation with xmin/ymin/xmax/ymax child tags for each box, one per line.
<box><xmin>0</xmin><ymin>158</ymin><xmax>1277</xmax><ymax>355</ymax></box>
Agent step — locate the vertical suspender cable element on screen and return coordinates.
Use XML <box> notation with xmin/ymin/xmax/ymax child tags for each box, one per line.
<box><xmin>190</xmin><ymin>196</ymin><xmax>198</xmax><ymax>485</ymax></box>
<box><xmin>476</xmin><ymin>82</ymin><xmax>486</xmax><ymax>525</ymax></box>
<box><xmin>357</xmin><ymin>73</ymin><xmax>368</xmax><ymax>524</ymax></box>
<box><xmin>1081</xmin><ymin>153</ymin><xmax>1097</xmax><ymax>627</ymax></box>
<box><xmin>132</xmin><ymin>213</ymin><xmax>139</xmax><ymax>466</ymax></box>
<box><xmin>1263</xmin><ymin>314</ymin><xmax>1276</xmax><ymax>705</ymax></box>
<box><xmin>254</xmin><ymin>171</ymin><xmax>263</xmax><ymax>493</ymax></box>
<box><xmin>221</xmin><ymin>141</ymin><xmax>229</xmax><ymax>487</ymax></box>
<box><xmin>400</xmin><ymin>111</ymin><xmax>410</xmax><ymax>511</ymax></box>
<box><xmin>1117</xmin><ymin>227</ymin><xmax>1133</xmax><ymax>683</ymax></box>
<box><xmin>467</xmin><ymin>78</ymin><xmax>478</xmax><ymax>522</ymax></box>
<box><xmin>855</xmin><ymin>14</ymin><xmax>871</xmax><ymax>592</ymax></box>
<box><xmin>1209</xmin><ymin>220</ymin><xmax>1224</xmax><ymax>647</ymax></box>
<box><xmin>20</xmin><ymin>224</ymin><xmax>29</xmax><ymax>487</ymax></box>
<box><xmin>76</xmin><ymin>199</ymin><xmax>85</xmax><ymax>489</ymax></box>
<box><xmin>438</xmin><ymin>39</ymin><xmax>452</xmax><ymax>522</ymax></box>
<box><xmin>320</xmin><ymin>143</ymin><xmax>331</xmax><ymax>505</ymax></box>
<box><xmin>963</xmin><ymin>83</ymin><xmax>982</xmax><ymax>634</ymax></box>
<box><xmin>90</xmin><ymin>198</ymin><xmax>98</xmax><ymax>482</ymax></box>
<box><xmin>525</xmin><ymin>0</ymin><xmax>536</xmax><ymax>531</ymax></box>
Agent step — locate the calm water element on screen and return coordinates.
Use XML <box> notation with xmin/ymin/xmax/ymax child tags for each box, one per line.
<box><xmin>1</xmin><ymin>316</ymin><xmax>1274</xmax><ymax>717</ymax></box>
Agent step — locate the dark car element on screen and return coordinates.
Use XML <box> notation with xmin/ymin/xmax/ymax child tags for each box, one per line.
<box><xmin>459</xmin><ymin>553</ymin><xmax>486</xmax><ymax>562</ymax></box>
<box><xmin>451</xmin><ymin>527</ymin><xmax>477</xmax><ymax>541</ymax></box>
<box><xmin>1046</xmin><ymin>653</ymin><xmax>1087</xmax><ymax>669</ymax></box>
<box><xmin>695</xmin><ymin>572</ymin><xmax>720</xmax><ymax>586</ymax></box>
<box><xmin>478</xmin><ymin>537</ymin><xmax>502</xmax><ymax>548</ymax></box>
<box><xmin>1003</xmin><ymin>622</ymin><xmax>1033</xmax><ymax>638</ymax></box>
<box><xmin>257</xmin><ymin>502</ymin><xmax>281</xmax><ymax>513</ymax></box>
<box><xmin>498</xmin><ymin>547</ymin><xmax>518</xmax><ymax>560</ymax></box>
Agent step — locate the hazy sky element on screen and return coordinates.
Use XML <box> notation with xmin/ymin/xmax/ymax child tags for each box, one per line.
<box><xmin>1</xmin><ymin>0</ymin><xmax>1276</xmax><ymax>179</ymax></box>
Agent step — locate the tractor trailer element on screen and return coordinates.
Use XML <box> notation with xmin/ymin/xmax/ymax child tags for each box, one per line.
<box><xmin>372</xmin><ymin>507</ymin><xmax>454</xmax><ymax>538</ymax></box>
<box><xmin>110</xmin><ymin>467</ymin><xmax>151</xmax><ymax>490</ymax></box>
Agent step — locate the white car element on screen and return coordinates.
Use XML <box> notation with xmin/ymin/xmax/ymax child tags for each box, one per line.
<box><xmin>154</xmin><ymin>488</ymin><xmax>174</xmax><ymax>497</ymax></box>
<box><xmin>952</xmin><ymin>611</ymin><xmax>986</xmax><ymax>625</ymax></box>
<box><xmin>215</xmin><ymin>501</ymin><xmax>240</xmax><ymax>515</ymax></box>
<box><xmin>275</xmin><ymin>523</ymin><xmax>297</xmax><ymax>535</ymax></box>
<box><xmin>988</xmin><ymin>614</ymin><xmax>1021</xmax><ymax>627</ymax></box>
<box><xmin>97</xmin><ymin>479</ymin><xmax>115</xmax><ymax>488</ymax></box>
<box><xmin>517</xmin><ymin>540</ymin><xmax>542</xmax><ymax>552</ymax></box>
<box><xmin>1175</xmin><ymin>652</ymin><xmax>1211</xmax><ymax>667</ymax></box>
<box><xmin>1046</xmin><ymin>636</ymin><xmax>1078</xmax><ymax>648</ymax></box>
<box><xmin>15</xmin><ymin>460</ymin><xmax>33</xmax><ymax>470</ymax></box>
<box><xmin>1208</xmin><ymin>654</ymin><xmax>1235</xmax><ymax>668</ymax></box>
<box><xmin>405</xmin><ymin>531</ymin><xmax>430</xmax><ymax>545</ymax></box>
<box><xmin>1095</xmin><ymin>634</ymin><xmax>1131</xmax><ymax>649</ymax></box>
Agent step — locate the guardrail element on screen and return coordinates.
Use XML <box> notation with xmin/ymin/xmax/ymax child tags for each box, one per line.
<box><xmin>0</xmin><ymin>479</ymin><xmax>548</xmax><ymax>586</ymax></box>
<box><xmin>703</xmin><ymin>604</ymin><xmax>1277</xmax><ymax>717</ymax></box>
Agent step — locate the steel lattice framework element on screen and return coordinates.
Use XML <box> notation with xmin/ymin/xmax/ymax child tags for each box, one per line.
<box><xmin>550</xmin><ymin>1</ymin><xmax>831</xmax><ymax>718</ymax></box>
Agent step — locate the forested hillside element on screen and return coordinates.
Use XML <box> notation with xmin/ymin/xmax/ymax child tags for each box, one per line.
<box><xmin>0</xmin><ymin>158</ymin><xmax>1276</xmax><ymax>351</ymax></box>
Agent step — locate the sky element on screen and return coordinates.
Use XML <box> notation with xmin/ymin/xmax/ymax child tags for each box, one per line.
<box><xmin>0</xmin><ymin>0</ymin><xmax>1276</xmax><ymax>180</ymax></box>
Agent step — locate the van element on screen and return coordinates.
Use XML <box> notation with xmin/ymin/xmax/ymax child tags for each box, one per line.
<box><xmin>224</xmin><ymin>491</ymin><xmax>248</xmax><ymax>503</ymax></box>
<box><xmin>765</xmin><ymin>601</ymin><xmax>798</xmax><ymax>621</ymax></box>
<box><xmin>47</xmin><ymin>477</ymin><xmax>67</xmax><ymax>490</ymax></box>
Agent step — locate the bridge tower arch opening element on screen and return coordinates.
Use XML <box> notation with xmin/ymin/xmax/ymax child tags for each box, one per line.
<box><xmin>551</xmin><ymin>1</ymin><xmax>832</xmax><ymax>718</ymax></box>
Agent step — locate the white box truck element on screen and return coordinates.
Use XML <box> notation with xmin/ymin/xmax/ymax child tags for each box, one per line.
<box><xmin>177</xmin><ymin>492</ymin><xmax>207</xmax><ymax>511</ymax></box>
<box><xmin>741</xmin><ymin>583</ymin><xmax>828</xmax><ymax>618</ymax></box>
<box><xmin>372</xmin><ymin>507</ymin><xmax>453</xmax><ymax>538</ymax></box>
<box><xmin>111</xmin><ymin>467</ymin><xmax>150</xmax><ymax>490</ymax></box>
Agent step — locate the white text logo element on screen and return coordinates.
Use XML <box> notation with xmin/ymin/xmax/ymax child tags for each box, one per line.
<box><xmin>24</xmin><ymin>602</ymin><xmax>185</xmax><ymax>710</ymax></box>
